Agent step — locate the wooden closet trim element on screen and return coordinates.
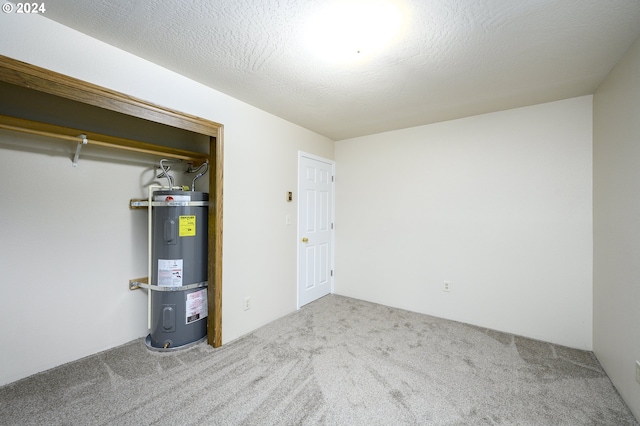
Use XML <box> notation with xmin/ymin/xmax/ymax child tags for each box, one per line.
<box><xmin>0</xmin><ymin>54</ymin><xmax>224</xmax><ymax>348</ymax></box>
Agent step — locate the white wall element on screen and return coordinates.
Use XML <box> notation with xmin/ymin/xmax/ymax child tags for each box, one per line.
<box><xmin>0</xmin><ymin>136</ymin><xmax>152</xmax><ymax>385</ymax></box>
<box><xmin>335</xmin><ymin>96</ymin><xmax>593</xmax><ymax>349</ymax></box>
<box><xmin>593</xmin><ymin>35</ymin><xmax>640</xmax><ymax>419</ymax></box>
<box><xmin>0</xmin><ymin>14</ymin><xmax>333</xmax><ymax>385</ymax></box>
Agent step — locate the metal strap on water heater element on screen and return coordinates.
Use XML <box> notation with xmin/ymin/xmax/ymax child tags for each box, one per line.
<box><xmin>152</xmin><ymin>201</ymin><xmax>209</xmax><ymax>207</ymax></box>
<box><xmin>129</xmin><ymin>280</ymin><xmax>208</xmax><ymax>292</ymax></box>
<box><xmin>129</xmin><ymin>200</ymin><xmax>209</xmax><ymax>208</ymax></box>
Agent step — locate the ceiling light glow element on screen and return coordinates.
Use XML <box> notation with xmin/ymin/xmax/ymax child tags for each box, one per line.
<box><xmin>305</xmin><ymin>0</ymin><xmax>405</xmax><ymax>63</ymax></box>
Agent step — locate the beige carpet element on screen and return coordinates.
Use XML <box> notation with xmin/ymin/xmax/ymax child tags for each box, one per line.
<box><xmin>0</xmin><ymin>295</ymin><xmax>637</xmax><ymax>425</ymax></box>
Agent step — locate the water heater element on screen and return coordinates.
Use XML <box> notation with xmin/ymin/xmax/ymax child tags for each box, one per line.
<box><xmin>147</xmin><ymin>189</ymin><xmax>209</xmax><ymax>350</ymax></box>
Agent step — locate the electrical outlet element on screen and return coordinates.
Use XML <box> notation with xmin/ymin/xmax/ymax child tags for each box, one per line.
<box><xmin>243</xmin><ymin>297</ymin><xmax>251</xmax><ymax>311</ymax></box>
<box><xmin>636</xmin><ymin>360</ymin><xmax>640</xmax><ymax>385</ymax></box>
<box><xmin>443</xmin><ymin>281</ymin><xmax>451</xmax><ymax>292</ymax></box>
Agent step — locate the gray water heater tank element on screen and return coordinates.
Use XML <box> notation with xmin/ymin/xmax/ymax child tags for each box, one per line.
<box><xmin>147</xmin><ymin>190</ymin><xmax>209</xmax><ymax>350</ymax></box>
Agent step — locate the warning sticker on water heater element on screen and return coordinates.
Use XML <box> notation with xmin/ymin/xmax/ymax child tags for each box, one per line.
<box><xmin>158</xmin><ymin>259</ymin><xmax>183</xmax><ymax>287</ymax></box>
<box><xmin>179</xmin><ymin>215</ymin><xmax>196</xmax><ymax>237</ymax></box>
<box><xmin>186</xmin><ymin>288</ymin><xmax>207</xmax><ymax>324</ymax></box>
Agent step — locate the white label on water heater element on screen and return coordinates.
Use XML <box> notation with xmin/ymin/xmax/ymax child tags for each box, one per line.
<box><xmin>186</xmin><ymin>288</ymin><xmax>208</xmax><ymax>324</ymax></box>
<box><xmin>157</xmin><ymin>259</ymin><xmax>183</xmax><ymax>287</ymax></box>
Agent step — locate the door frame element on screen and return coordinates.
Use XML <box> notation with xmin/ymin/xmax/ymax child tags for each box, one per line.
<box><xmin>297</xmin><ymin>151</ymin><xmax>336</xmax><ymax>309</ymax></box>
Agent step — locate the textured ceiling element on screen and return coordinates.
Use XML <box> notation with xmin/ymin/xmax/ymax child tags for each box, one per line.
<box><xmin>43</xmin><ymin>0</ymin><xmax>640</xmax><ymax>140</ymax></box>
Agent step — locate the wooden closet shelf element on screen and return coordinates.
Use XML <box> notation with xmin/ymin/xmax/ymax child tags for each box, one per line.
<box><xmin>0</xmin><ymin>114</ymin><xmax>209</xmax><ymax>163</ymax></box>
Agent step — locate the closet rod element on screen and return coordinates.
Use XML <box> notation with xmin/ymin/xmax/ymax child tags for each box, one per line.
<box><xmin>0</xmin><ymin>114</ymin><xmax>208</xmax><ymax>163</ymax></box>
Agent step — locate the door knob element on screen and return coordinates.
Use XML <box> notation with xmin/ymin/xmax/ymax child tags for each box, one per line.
<box><xmin>301</xmin><ymin>237</ymin><xmax>308</xmax><ymax>243</ymax></box>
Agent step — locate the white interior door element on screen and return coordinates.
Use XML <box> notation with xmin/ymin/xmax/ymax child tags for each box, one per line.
<box><xmin>298</xmin><ymin>153</ymin><xmax>334</xmax><ymax>308</ymax></box>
